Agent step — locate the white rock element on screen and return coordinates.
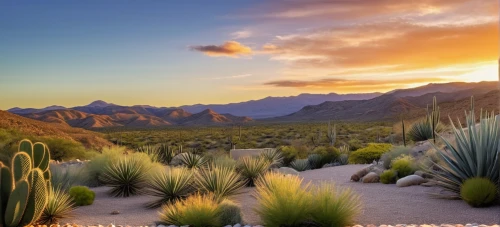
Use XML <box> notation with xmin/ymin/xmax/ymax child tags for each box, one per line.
<box><xmin>233</xmin><ymin>224</ymin><xmax>241</xmax><ymax>227</ymax></box>
<box><xmin>157</xmin><ymin>225</ymin><xmax>166</xmax><ymax>227</ymax></box>
<box><xmin>396</xmin><ymin>175</ymin><xmax>426</xmax><ymax>187</ymax></box>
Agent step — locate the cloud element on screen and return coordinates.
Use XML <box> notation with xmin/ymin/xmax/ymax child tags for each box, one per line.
<box><xmin>190</xmin><ymin>41</ymin><xmax>252</xmax><ymax>57</ymax></box>
<box><xmin>231</xmin><ymin>30</ymin><xmax>252</xmax><ymax>39</ymax></box>
<box><xmin>203</xmin><ymin>74</ymin><xmax>252</xmax><ymax>80</ymax></box>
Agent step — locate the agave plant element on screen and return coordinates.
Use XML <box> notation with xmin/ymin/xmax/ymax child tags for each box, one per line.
<box><xmin>158</xmin><ymin>144</ymin><xmax>179</xmax><ymax>165</ymax></box>
<box><xmin>290</xmin><ymin>159</ymin><xmax>310</xmax><ymax>172</ymax></box>
<box><xmin>179</xmin><ymin>153</ymin><xmax>207</xmax><ymax>169</ymax></box>
<box><xmin>100</xmin><ymin>158</ymin><xmax>150</xmax><ymax>197</ymax></box>
<box><xmin>260</xmin><ymin>148</ymin><xmax>284</xmax><ymax>168</ymax></box>
<box><xmin>38</xmin><ymin>187</ymin><xmax>75</xmax><ymax>224</ymax></box>
<box><xmin>195</xmin><ymin>165</ymin><xmax>246</xmax><ymax>201</ymax></box>
<box><xmin>408</xmin><ymin>121</ymin><xmax>434</xmax><ymax>142</ymax></box>
<box><xmin>307</xmin><ymin>154</ymin><xmax>323</xmax><ymax>169</ymax></box>
<box><xmin>238</xmin><ymin>156</ymin><xmax>271</xmax><ymax>186</ymax></box>
<box><xmin>137</xmin><ymin>145</ymin><xmax>161</xmax><ymax>163</ymax></box>
<box><xmin>429</xmin><ymin>97</ymin><xmax>499</xmax><ymax>199</ymax></box>
<box><xmin>145</xmin><ymin>167</ymin><xmax>195</xmax><ymax>208</ymax></box>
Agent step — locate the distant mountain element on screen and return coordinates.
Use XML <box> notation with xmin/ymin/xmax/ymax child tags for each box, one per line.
<box><xmin>9</xmin><ymin>105</ymin><xmax>66</xmax><ymax>115</ymax></box>
<box><xmin>180</xmin><ymin>109</ymin><xmax>252</xmax><ymax>125</ymax></box>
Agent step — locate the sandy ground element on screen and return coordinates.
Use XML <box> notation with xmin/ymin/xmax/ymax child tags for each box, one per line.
<box><xmin>62</xmin><ymin>165</ymin><xmax>500</xmax><ymax>226</ymax></box>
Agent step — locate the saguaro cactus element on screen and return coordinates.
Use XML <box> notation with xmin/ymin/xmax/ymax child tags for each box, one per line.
<box><xmin>427</xmin><ymin>96</ymin><xmax>440</xmax><ymax>143</ymax></box>
<box><xmin>0</xmin><ymin>139</ymin><xmax>51</xmax><ymax>227</ymax></box>
<box><xmin>326</xmin><ymin>120</ymin><xmax>337</xmax><ymax>146</ymax></box>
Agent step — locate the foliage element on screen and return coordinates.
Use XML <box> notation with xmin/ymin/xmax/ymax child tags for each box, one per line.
<box><xmin>157</xmin><ymin>144</ymin><xmax>180</xmax><ymax>165</ymax></box>
<box><xmin>391</xmin><ymin>155</ymin><xmax>415</xmax><ymax>178</ymax></box>
<box><xmin>254</xmin><ymin>172</ymin><xmax>312</xmax><ymax>227</ymax></box>
<box><xmin>179</xmin><ymin>153</ymin><xmax>207</xmax><ymax>169</ymax></box>
<box><xmin>42</xmin><ymin>138</ymin><xmax>93</xmax><ymax>161</ymax></box>
<box><xmin>380</xmin><ymin>169</ymin><xmax>398</xmax><ymax>184</ymax></box>
<box><xmin>50</xmin><ymin>164</ymin><xmax>86</xmax><ymax>191</ymax></box>
<box><xmin>39</xmin><ymin>187</ymin><xmax>74</xmax><ymax>224</ymax></box>
<box><xmin>99</xmin><ymin>157</ymin><xmax>151</xmax><ymax>197</ymax></box>
<box><xmin>348</xmin><ymin>143</ymin><xmax>392</xmax><ymax>164</ymax></box>
<box><xmin>158</xmin><ymin>193</ymin><xmax>221</xmax><ymax>227</ymax></box>
<box><xmin>83</xmin><ymin>147</ymin><xmax>124</xmax><ymax>187</ymax></box>
<box><xmin>460</xmin><ymin>177</ymin><xmax>498</xmax><ymax>207</ymax></box>
<box><xmin>307</xmin><ymin>154</ymin><xmax>323</xmax><ymax>169</ymax></box>
<box><xmin>380</xmin><ymin>146</ymin><xmax>412</xmax><ymax>169</ymax></box>
<box><xmin>260</xmin><ymin>148</ymin><xmax>284</xmax><ymax>168</ymax></box>
<box><xmin>337</xmin><ymin>154</ymin><xmax>349</xmax><ymax>165</ymax></box>
<box><xmin>237</xmin><ymin>156</ymin><xmax>271</xmax><ymax>186</ymax></box>
<box><xmin>312</xmin><ymin>146</ymin><xmax>340</xmax><ymax>166</ymax></box>
<box><xmin>218</xmin><ymin>200</ymin><xmax>243</xmax><ymax>226</ymax></box>
<box><xmin>68</xmin><ymin>186</ymin><xmax>95</xmax><ymax>206</ymax></box>
<box><xmin>408</xmin><ymin>121</ymin><xmax>437</xmax><ymax>142</ymax></box>
<box><xmin>144</xmin><ymin>167</ymin><xmax>195</xmax><ymax>208</ymax></box>
<box><xmin>310</xmin><ymin>183</ymin><xmax>361</xmax><ymax>227</ymax></box>
<box><xmin>280</xmin><ymin>145</ymin><xmax>308</xmax><ymax>166</ymax></box>
<box><xmin>211</xmin><ymin>155</ymin><xmax>237</xmax><ymax>169</ymax></box>
<box><xmin>290</xmin><ymin>159</ymin><xmax>310</xmax><ymax>172</ymax></box>
<box><xmin>136</xmin><ymin>145</ymin><xmax>161</xmax><ymax>163</ymax></box>
<box><xmin>195</xmin><ymin>166</ymin><xmax>246</xmax><ymax>201</ymax></box>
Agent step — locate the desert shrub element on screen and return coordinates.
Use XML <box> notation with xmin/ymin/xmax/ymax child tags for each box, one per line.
<box><xmin>83</xmin><ymin>146</ymin><xmax>124</xmax><ymax>187</ymax></box>
<box><xmin>280</xmin><ymin>144</ymin><xmax>308</xmax><ymax>166</ymax></box>
<box><xmin>44</xmin><ymin>138</ymin><xmax>92</xmax><ymax>161</ymax></box>
<box><xmin>238</xmin><ymin>156</ymin><xmax>271</xmax><ymax>186</ymax></box>
<box><xmin>39</xmin><ymin>187</ymin><xmax>75</xmax><ymax>224</ymax></box>
<box><xmin>145</xmin><ymin>167</ymin><xmax>195</xmax><ymax>208</ymax></box>
<box><xmin>100</xmin><ymin>157</ymin><xmax>151</xmax><ymax>197</ymax></box>
<box><xmin>50</xmin><ymin>164</ymin><xmax>86</xmax><ymax>190</ymax></box>
<box><xmin>179</xmin><ymin>152</ymin><xmax>207</xmax><ymax>169</ymax></box>
<box><xmin>307</xmin><ymin>154</ymin><xmax>323</xmax><ymax>169</ymax></box>
<box><xmin>158</xmin><ymin>193</ymin><xmax>221</xmax><ymax>227</ymax></box>
<box><xmin>260</xmin><ymin>148</ymin><xmax>284</xmax><ymax>168</ymax></box>
<box><xmin>195</xmin><ymin>166</ymin><xmax>246</xmax><ymax>201</ymax></box>
<box><xmin>137</xmin><ymin>144</ymin><xmax>161</xmax><ymax>163</ymax></box>
<box><xmin>218</xmin><ymin>200</ymin><xmax>243</xmax><ymax>226</ymax></box>
<box><xmin>290</xmin><ymin>159</ymin><xmax>310</xmax><ymax>172</ymax></box>
<box><xmin>69</xmin><ymin>186</ymin><xmax>95</xmax><ymax>206</ymax></box>
<box><xmin>337</xmin><ymin>154</ymin><xmax>349</xmax><ymax>165</ymax></box>
<box><xmin>310</xmin><ymin>183</ymin><xmax>361</xmax><ymax>227</ymax></box>
<box><xmin>347</xmin><ymin>139</ymin><xmax>363</xmax><ymax>151</ymax></box>
<box><xmin>348</xmin><ymin>143</ymin><xmax>392</xmax><ymax>164</ymax></box>
<box><xmin>254</xmin><ymin>172</ymin><xmax>312</xmax><ymax>227</ymax></box>
<box><xmin>460</xmin><ymin>178</ymin><xmax>498</xmax><ymax>207</ymax></box>
<box><xmin>380</xmin><ymin>170</ymin><xmax>398</xmax><ymax>184</ymax></box>
<box><xmin>380</xmin><ymin>146</ymin><xmax>412</xmax><ymax>169</ymax></box>
<box><xmin>313</xmin><ymin>146</ymin><xmax>340</xmax><ymax>166</ymax></box>
<box><xmin>391</xmin><ymin>155</ymin><xmax>415</xmax><ymax>178</ymax></box>
<box><xmin>408</xmin><ymin>121</ymin><xmax>444</xmax><ymax>142</ymax></box>
<box><xmin>211</xmin><ymin>155</ymin><xmax>237</xmax><ymax>169</ymax></box>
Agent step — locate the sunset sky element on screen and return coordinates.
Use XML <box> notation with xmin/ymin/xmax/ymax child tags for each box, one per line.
<box><xmin>0</xmin><ymin>0</ymin><xmax>498</xmax><ymax>109</ymax></box>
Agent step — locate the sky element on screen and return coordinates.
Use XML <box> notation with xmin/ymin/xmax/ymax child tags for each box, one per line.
<box><xmin>0</xmin><ymin>0</ymin><xmax>498</xmax><ymax>109</ymax></box>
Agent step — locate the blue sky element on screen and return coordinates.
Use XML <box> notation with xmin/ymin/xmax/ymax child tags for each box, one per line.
<box><xmin>0</xmin><ymin>0</ymin><xmax>497</xmax><ymax>109</ymax></box>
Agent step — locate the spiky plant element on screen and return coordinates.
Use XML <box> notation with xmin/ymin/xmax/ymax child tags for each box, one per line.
<box><xmin>290</xmin><ymin>159</ymin><xmax>310</xmax><ymax>172</ymax></box>
<box><xmin>179</xmin><ymin>153</ymin><xmax>207</xmax><ymax>169</ymax></box>
<box><xmin>260</xmin><ymin>148</ymin><xmax>284</xmax><ymax>168</ymax></box>
<box><xmin>158</xmin><ymin>144</ymin><xmax>179</xmax><ymax>165</ymax></box>
<box><xmin>310</xmin><ymin>183</ymin><xmax>361</xmax><ymax>227</ymax></box>
<box><xmin>408</xmin><ymin>121</ymin><xmax>434</xmax><ymax>142</ymax></box>
<box><xmin>144</xmin><ymin>167</ymin><xmax>195</xmax><ymax>208</ymax></box>
<box><xmin>158</xmin><ymin>193</ymin><xmax>221</xmax><ymax>227</ymax></box>
<box><xmin>50</xmin><ymin>164</ymin><xmax>85</xmax><ymax>191</ymax></box>
<box><xmin>38</xmin><ymin>187</ymin><xmax>74</xmax><ymax>224</ymax></box>
<box><xmin>137</xmin><ymin>145</ymin><xmax>161</xmax><ymax>163</ymax></box>
<box><xmin>99</xmin><ymin>158</ymin><xmax>150</xmax><ymax>197</ymax></box>
<box><xmin>238</xmin><ymin>156</ymin><xmax>271</xmax><ymax>186</ymax></box>
<box><xmin>195</xmin><ymin>166</ymin><xmax>246</xmax><ymax>201</ymax></box>
<box><xmin>307</xmin><ymin>154</ymin><xmax>323</xmax><ymax>169</ymax></box>
<box><xmin>337</xmin><ymin>154</ymin><xmax>349</xmax><ymax>165</ymax></box>
<box><xmin>218</xmin><ymin>199</ymin><xmax>243</xmax><ymax>226</ymax></box>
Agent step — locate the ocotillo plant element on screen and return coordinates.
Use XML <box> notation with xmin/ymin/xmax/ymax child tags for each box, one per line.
<box><xmin>0</xmin><ymin>139</ymin><xmax>51</xmax><ymax>227</ymax></box>
<box><xmin>326</xmin><ymin>120</ymin><xmax>337</xmax><ymax>146</ymax></box>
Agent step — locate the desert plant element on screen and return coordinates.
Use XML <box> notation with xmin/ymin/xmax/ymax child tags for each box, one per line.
<box><xmin>195</xmin><ymin>166</ymin><xmax>246</xmax><ymax>201</ymax></box>
<box><xmin>290</xmin><ymin>159</ymin><xmax>310</xmax><ymax>172</ymax></box>
<box><xmin>337</xmin><ymin>154</ymin><xmax>349</xmax><ymax>165</ymax></box>
<box><xmin>157</xmin><ymin>144</ymin><xmax>179</xmax><ymax>165</ymax></box>
<box><xmin>348</xmin><ymin>143</ymin><xmax>392</xmax><ymax>164</ymax></box>
<box><xmin>408</xmin><ymin>121</ymin><xmax>434</xmax><ymax>142</ymax></box>
<box><xmin>391</xmin><ymin>155</ymin><xmax>415</xmax><ymax>178</ymax></box>
<box><xmin>144</xmin><ymin>167</ymin><xmax>195</xmax><ymax>208</ymax></box>
<box><xmin>380</xmin><ymin>169</ymin><xmax>398</xmax><ymax>184</ymax></box>
<box><xmin>313</xmin><ymin>146</ymin><xmax>340</xmax><ymax>166</ymax></box>
<box><xmin>83</xmin><ymin>146</ymin><xmax>124</xmax><ymax>187</ymax></box>
<box><xmin>237</xmin><ymin>156</ymin><xmax>271</xmax><ymax>186</ymax></box>
<box><xmin>50</xmin><ymin>164</ymin><xmax>86</xmax><ymax>191</ymax></box>
<box><xmin>38</xmin><ymin>186</ymin><xmax>74</xmax><ymax>224</ymax></box>
<box><xmin>211</xmin><ymin>155</ymin><xmax>237</xmax><ymax>169</ymax></box>
<box><xmin>460</xmin><ymin>177</ymin><xmax>497</xmax><ymax>207</ymax></box>
<box><xmin>310</xmin><ymin>183</ymin><xmax>361</xmax><ymax>227</ymax></box>
<box><xmin>99</xmin><ymin>157</ymin><xmax>150</xmax><ymax>197</ymax></box>
<box><xmin>179</xmin><ymin>153</ymin><xmax>207</xmax><ymax>169</ymax></box>
<box><xmin>254</xmin><ymin>172</ymin><xmax>312</xmax><ymax>227</ymax></box>
<box><xmin>158</xmin><ymin>193</ymin><xmax>221</xmax><ymax>227</ymax></box>
<box><xmin>260</xmin><ymin>148</ymin><xmax>284</xmax><ymax>168</ymax></box>
<box><xmin>0</xmin><ymin>139</ymin><xmax>51</xmax><ymax>227</ymax></box>
<box><xmin>380</xmin><ymin>146</ymin><xmax>412</xmax><ymax>169</ymax></box>
<box><xmin>218</xmin><ymin>199</ymin><xmax>243</xmax><ymax>226</ymax></box>
<box><xmin>326</xmin><ymin>120</ymin><xmax>337</xmax><ymax>146</ymax></box>
<box><xmin>307</xmin><ymin>154</ymin><xmax>323</xmax><ymax>169</ymax></box>
<box><xmin>68</xmin><ymin>186</ymin><xmax>95</xmax><ymax>206</ymax></box>
<box><xmin>137</xmin><ymin>145</ymin><xmax>161</xmax><ymax>163</ymax></box>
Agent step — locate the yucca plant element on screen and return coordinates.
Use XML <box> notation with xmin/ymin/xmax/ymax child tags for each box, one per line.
<box><xmin>145</xmin><ymin>167</ymin><xmax>195</xmax><ymax>208</ymax></box>
<box><xmin>179</xmin><ymin>153</ymin><xmax>207</xmax><ymax>169</ymax></box>
<box><xmin>429</xmin><ymin>97</ymin><xmax>499</xmax><ymax>199</ymax></box>
<box><xmin>137</xmin><ymin>145</ymin><xmax>161</xmax><ymax>163</ymax></box>
<box><xmin>337</xmin><ymin>154</ymin><xmax>349</xmax><ymax>165</ymax></box>
<box><xmin>38</xmin><ymin>187</ymin><xmax>75</xmax><ymax>224</ymax></box>
<box><xmin>99</xmin><ymin>158</ymin><xmax>150</xmax><ymax>197</ymax></box>
<box><xmin>238</xmin><ymin>156</ymin><xmax>271</xmax><ymax>186</ymax></box>
<box><xmin>310</xmin><ymin>183</ymin><xmax>361</xmax><ymax>227</ymax></box>
<box><xmin>195</xmin><ymin>165</ymin><xmax>246</xmax><ymax>201</ymax></box>
<box><xmin>260</xmin><ymin>148</ymin><xmax>284</xmax><ymax>168</ymax></box>
<box><xmin>158</xmin><ymin>193</ymin><xmax>221</xmax><ymax>227</ymax></box>
<box><xmin>290</xmin><ymin>159</ymin><xmax>310</xmax><ymax>172</ymax></box>
<box><xmin>307</xmin><ymin>154</ymin><xmax>323</xmax><ymax>169</ymax></box>
<box><xmin>408</xmin><ymin>120</ymin><xmax>434</xmax><ymax>142</ymax></box>
<box><xmin>158</xmin><ymin>144</ymin><xmax>179</xmax><ymax>165</ymax></box>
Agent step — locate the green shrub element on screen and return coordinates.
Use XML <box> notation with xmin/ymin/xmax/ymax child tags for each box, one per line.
<box><xmin>158</xmin><ymin>193</ymin><xmax>221</xmax><ymax>227</ymax></box>
<box><xmin>99</xmin><ymin>157</ymin><xmax>151</xmax><ymax>197</ymax></box>
<box><xmin>337</xmin><ymin>154</ymin><xmax>349</xmax><ymax>165</ymax></box>
<box><xmin>218</xmin><ymin>200</ymin><xmax>243</xmax><ymax>226</ymax></box>
<box><xmin>460</xmin><ymin>178</ymin><xmax>498</xmax><ymax>207</ymax></box>
<box><xmin>313</xmin><ymin>146</ymin><xmax>340</xmax><ymax>166</ymax></box>
<box><xmin>195</xmin><ymin>166</ymin><xmax>246</xmax><ymax>201</ymax></box>
<box><xmin>44</xmin><ymin>138</ymin><xmax>91</xmax><ymax>161</ymax></box>
<box><xmin>391</xmin><ymin>155</ymin><xmax>415</xmax><ymax>178</ymax></box>
<box><xmin>69</xmin><ymin>186</ymin><xmax>95</xmax><ymax>206</ymax></box>
<box><xmin>83</xmin><ymin>147</ymin><xmax>124</xmax><ymax>187</ymax></box>
<box><xmin>260</xmin><ymin>148</ymin><xmax>284</xmax><ymax>168</ymax></box>
<box><xmin>145</xmin><ymin>167</ymin><xmax>195</xmax><ymax>208</ymax></box>
<box><xmin>50</xmin><ymin>164</ymin><xmax>86</xmax><ymax>191</ymax></box>
<box><xmin>380</xmin><ymin>170</ymin><xmax>398</xmax><ymax>184</ymax></box>
<box><xmin>237</xmin><ymin>156</ymin><xmax>271</xmax><ymax>186</ymax></box>
<box><xmin>179</xmin><ymin>153</ymin><xmax>207</xmax><ymax>169</ymax></box>
<box><xmin>310</xmin><ymin>183</ymin><xmax>361</xmax><ymax>227</ymax></box>
<box><xmin>280</xmin><ymin>145</ymin><xmax>308</xmax><ymax>166</ymax></box>
<box><xmin>211</xmin><ymin>155</ymin><xmax>237</xmax><ymax>169</ymax></box>
<box><xmin>39</xmin><ymin>187</ymin><xmax>75</xmax><ymax>224</ymax></box>
<box><xmin>307</xmin><ymin>154</ymin><xmax>323</xmax><ymax>169</ymax></box>
<box><xmin>255</xmin><ymin>172</ymin><xmax>312</xmax><ymax>227</ymax></box>
<box><xmin>408</xmin><ymin>121</ymin><xmax>444</xmax><ymax>142</ymax></box>
<box><xmin>290</xmin><ymin>159</ymin><xmax>310</xmax><ymax>172</ymax></box>
<box><xmin>380</xmin><ymin>146</ymin><xmax>412</xmax><ymax>169</ymax></box>
<box><xmin>348</xmin><ymin>143</ymin><xmax>392</xmax><ymax>164</ymax></box>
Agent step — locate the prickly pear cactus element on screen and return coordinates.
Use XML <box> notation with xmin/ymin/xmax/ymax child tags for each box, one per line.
<box><xmin>0</xmin><ymin>139</ymin><xmax>51</xmax><ymax>227</ymax></box>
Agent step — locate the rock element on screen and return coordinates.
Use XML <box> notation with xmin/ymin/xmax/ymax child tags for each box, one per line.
<box><xmin>411</xmin><ymin>141</ymin><xmax>433</xmax><ymax>157</ymax></box>
<box><xmin>243</xmin><ymin>225</ymin><xmax>251</xmax><ymax>227</ymax></box>
<box><xmin>107</xmin><ymin>224</ymin><xmax>115</xmax><ymax>227</ymax></box>
<box><xmin>233</xmin><ymin>224</ymin><xmax>241</xmax><ymax>227</ymax></box>
<box><xmin>167</xmin><ymin>225</ymin><xmax>177</xmax><ymax>227</ymax></box>
<box><xmin>170</xmin><ymin>153</ymin><xmax>187</xmax><ymax>166</ymax></box>
<box><xmin>224</xmin><ymin>225</ymin><xmax>232</xmax><ymax>227</ymax></box>
<box><xmin>370</xmin><ymin>166</ymin><xmax>384</xmax><ymax>175</ymax></box>
<box><xmin>110</xmin><ymin>210</ymin><xmax>120</xmax><ymax>215</ymax></box>
<box><xmin>396</xmin><ymin>175</ymin><xmax>427</xmax><ymax>187</ymax></box>
<box><xmin>275</xmin><ymin>167</ymin><xmax>300</xmax><ymax>176</ymax></box>
<box><xmin>362</xmin><ymin>172</ymin><xmax>380</xmax><ymax>183</ymax></box>
<box><xmin>351</xmin><ymin>164</ymin><xmax>373</xmax><ymax>181</ymax></box>
<box><xmin>157</xmin><ymin>225</ymin><xmax>166</xmax><ymax>227</ymax></box>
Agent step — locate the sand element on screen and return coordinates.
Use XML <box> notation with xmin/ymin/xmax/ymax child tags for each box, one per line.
<box><xmin>62</xmin><ymin>165</ymin><xmax>500</xmax><ymax>226</ymax></box>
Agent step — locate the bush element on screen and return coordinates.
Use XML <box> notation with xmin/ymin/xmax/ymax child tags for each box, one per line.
<box><xmin>44</xmin><ymin>138</ymin><xmax>92</xmax><ymax>161</ymax></box>
<box><xmin>254</xmin><ymin>172</ymin><xmax>312</xmax><ymax>227</ymax></box>
<box><xmin>195</xmin><ymin>166</ymin><xmax>246</xmax><ymax>201</ymax></box>
<box><xmin>158</xmin><ymin>193</ymin><xmax>221</xmax><ymax>227</ymax></box>
<box><xmin>408</xmin><ymin>121</ymin><xmax>444</xmax><ymax>142</ymax></box>
<box><xmin>307</xmin><ymin>154</ymin><xmax>323</xmax><ymax>169</ymax></box>
<box><xmin>290</xmin><ymin>159</ymin><xmax>310</xmax><ymax>172</ymax></box>
<box><xmin>211</xmin><ymin>155</ymin><xmax>237</xmax><ymax>169</ymax></box>
<box><xmin>218</xmin><ymin>200</ymin><xmax>243</xmax><ymax>226</ymax></box>
<box><xmin>238</xmin><ymin>156</ymin><xmax>271</xmax><ymax>186</ymax></box>
<box><xmin>460</xmin><ymin>178</ymin><xmax>498</xmax><ymax>207</ymax></box>
<box><xmin>69</xmin><ymin>186</ymin><xmax>95</xmax><ymax>206</ymax></box>
<box><xmin>145</xmin><ymin>167</ymin><xmax>195</xmax><ymax>208</ymax></box>
<box><xmin>380</xmin><ymin>146</ymin><xmax>412</xmax><ymax>169</ymax></box>
<box><xmin>83</xmin><ymin>147</ymin><xmax>124</xmax><ymax>187</ymax></box>
<box><xmin>99</xmin><ymin>157</ymin><xmax>151</xmax><ymax>197</ymax></box>
<box><xmin>337</xmin><ymin>154</ymin><xmax>349</xmax><ymax>165</ymax></box>
<box><xmin>313</xmin><ymin>146</ymin><xmax>340</xmax><ymax>166</ymax></box>
<box><xmin>380</xmin><ymin>170</ymin><xmax>398</xmax><ymax>184</ymax></box>
<box><xmin>310</xmin><ymin>183</ymin><xmax>361</xmax><ymax>227</ymax></box>
<box><xmin>260</xmin><ymin>148</ymin><xmax>284</xmax><ymax>168</ymax></box>
<box><xmin>348</xmin><ymin>143</ymin><xmax>392</xmax><ymax>164</ymax></box>
<box><xmin>391</xmin><ymin>155</ymin><xmax>415</xmax><ymax>178</ymax></box>
<box><xmin>50</xmin><ymin>164</ymin><xmax>86</xmax><ymax>191</ymax></box>
<box><xmin>280</xmin><ymin>145</ymin><xmax>308</xmax><ymax>166</ymax></box>
<box><xmin>179</xmin><ymin>153</ymin><xmax>207</xmax><ymax>169</ymax></box>
<box><xmin>39</xmin><ymin>187</ymin><xmax>75</xmax><ymax>224</ymax></box>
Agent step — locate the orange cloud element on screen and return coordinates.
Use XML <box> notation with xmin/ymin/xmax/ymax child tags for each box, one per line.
<box><xmin>190</xmin><ymin>41</ymin><xmax>252</xmax><ymax>57</ymax></box>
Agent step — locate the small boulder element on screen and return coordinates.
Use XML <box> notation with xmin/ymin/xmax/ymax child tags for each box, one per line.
<box><xmin>362</xmin><ymin>172</ymin><xmax>380</xmax><ymax>183</ymax></box>
<box><xmin>275</xmin><ymin>167</ymin><xmax>300</xmax><ymax>176</ymax></box>
<box><xmin>350</xmin><ymin>164</ymin><xmax>373</xmax><ymax>181</ymax></box>
<box><xmin>370</xmin><ymin>166</ymin><xmax>384</xmax><ymax>175</ymax></box>
<box><xmin>396</xmin><ymin>175</ymin><xmax>427</xmax><ymax>187</ymax></box>
<box><xmin>170</xmin><ymin>153</ymin><xmax>187</xmax><ymax>166</ymax></box>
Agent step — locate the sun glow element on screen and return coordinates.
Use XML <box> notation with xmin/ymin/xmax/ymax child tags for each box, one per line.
<box><xmin>457</xmin><ymin>63</ymin><xmax>498</xmax><ymax>82</ymax></box>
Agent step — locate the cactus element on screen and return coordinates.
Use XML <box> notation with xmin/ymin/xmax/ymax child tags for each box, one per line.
<box><xmin>326</xmin><ymin>120</ymin><xmax>337</xmax><ymax>146</ymax></box>
<box><xmin>401</xmin><ymin>118</ymin><xmax>406</xmax><ymax>147</ymax></box>
<box><xmin>427</xmin><ymin>96</ymin><xmax>440</xmax><ymax>143</ymax></box>
<box><xmin>0</xmin><ymin>139</ymin><xmax>51</xmax><ymax>227</ymax></box>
